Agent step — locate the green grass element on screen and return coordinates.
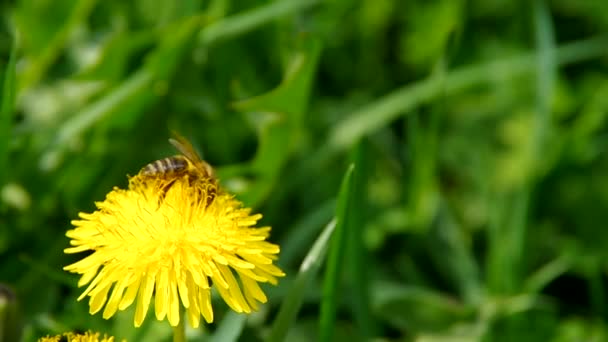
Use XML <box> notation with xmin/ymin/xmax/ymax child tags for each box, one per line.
<box><xmin>2</xmin><ymin>0</ymin><xmax>608</xmax><ymax>341</ymax></box>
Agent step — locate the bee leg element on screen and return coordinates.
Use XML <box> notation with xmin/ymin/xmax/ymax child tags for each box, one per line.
<box><xmin>205</xmin><ymin>186</ymin><xmax>217</xmax><ymax>208</ymax></box>
<box><xmin>157</xmin><ymin>178</ymin><xmax>178</xmax><ymax>208</ymax></box>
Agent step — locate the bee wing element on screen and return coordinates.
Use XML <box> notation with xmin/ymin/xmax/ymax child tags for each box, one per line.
<box><xmin>169</xmin><ymin>132</ymin><xmax>204</xmax><ymax>165</ymax></box>
<box><xmin>169</xmin><ymin>131</ymin><xmax>215</xmax><ymax>178</ymax></box>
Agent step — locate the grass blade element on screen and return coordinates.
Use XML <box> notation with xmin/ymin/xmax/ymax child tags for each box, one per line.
<box><xmin>55</xmin><ymin>69</ymin><xmax>154</xmax><ymax>148</ymax></box>
<box><xmin>19</xmin><ymin>0</ymin><xmax>98</xmax><ymax>91</ymax></box>
<box><xmin>329</xmin><ymin>35</ymin><xmax>608</xmax><ymax>151</ymax></box>
<box><xmin>345</xmin><ymin>143</ymin><xmax>374</xmax><ymax>339</ymax></box>
<box><xmin>52</xmin><ymin>16</ymin><xmax>202</xmax><ymax>154</ymax></box>
<box><xmin>267</xmin><ymin>219</ymin><xmax>337</xmax><ymax>342</ymax></box>
<box><xmin>199</xmin><ymin>0</ymin><xmax>320</xmax><ymax>45</ymax></box>
<box><xmin>209</xmin><ymin>311</ymin><xmax>247</xmax><ymax>342</ymax></box>
<box><xmin>319</xmin><ymin>164</ymin><xmax>355</xmax><ymax>342</ymax></box>
<box><xmin>279</xmin><ymin>199</ymin><xmax>336</xmax><ymax>267</ymax></box>
<box><xmin>0</xmin><ymin>41</ymin><xmax>17</xmax><ymax>186</ymax></box>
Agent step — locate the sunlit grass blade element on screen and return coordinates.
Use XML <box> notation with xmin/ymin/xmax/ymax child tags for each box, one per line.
<box><xmin>494</xmin><ymin>0</ymin><xmax>556</xmax><ymax>293</ymax></box>
<box><xmin>486</xmin><ymin>4</ymin><xmax>557</xmax><ymax>338</ymax></box>
<box><xmin>524</xmin><ymin>255</ymin><xmax>571</xmax><ymax>293</ymax></box>
<box><xmin>487</xmin><ymin>0</ymin><xmax>558</xmax><ymax>295</ymax></box>
<box><xmin>0</xmin><ymin>41</ymin><xmax>17</xmax><ymax>186</ymax></box>
<box><xmin>267</xmin><ymin>219</ymin><xmax>337</xmax><ymax>342</ymax></box>
<box><xmin>486</xmin><ymin>191</ymin><xmax>530</xmax><ymax>294</ymax></box>
<box><xmin>208</xmin><ymin>311</ymin><xmax>247</xmax><ymax>342</ymax></box>
<box><xmin>534</xmin><ymin>0</ymin><xmax>556</xmax><ymax>120</ymax></box>
<box><xmin>532</xmin><ymin>0</ymin><xmax>557</xmax><ymax>175</ymax></box>
<box><xmin>319</xmin><ymin>164</ymin><xmax>355</xmax><ymax>342</ymax></box>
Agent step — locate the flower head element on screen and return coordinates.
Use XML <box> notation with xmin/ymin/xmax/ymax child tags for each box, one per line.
<box><xmin>64</xmin><ymin>173</ymin><xmax>284</xmax><ymax>328</ymax></box>
<box><xmin>39</xmin><ymin>331</ymin><xmax>119</xmax><ymax>342</ymax></box>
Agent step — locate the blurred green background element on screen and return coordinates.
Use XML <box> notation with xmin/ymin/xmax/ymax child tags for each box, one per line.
<box><xmin>1</xmin><ymin>0</ymin><xmax>608</xmax><ymax>341</ymax></box>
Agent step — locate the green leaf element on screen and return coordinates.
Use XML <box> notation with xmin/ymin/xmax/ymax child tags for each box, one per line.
<box><xmin>231</xmin><ymin>36</ymin><xmax>322</xmax><ymax>207</ymax></box>
<box><xmin>268</xmin><ymin>219</ymin><xmax>337</xmax><ymax>342</ymax></box>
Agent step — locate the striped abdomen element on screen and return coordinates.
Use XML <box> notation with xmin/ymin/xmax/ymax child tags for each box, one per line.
<box><xmin>141</xmin><ymin>156</ymin><xmax>188</xmax><ymax>176</ymax></box>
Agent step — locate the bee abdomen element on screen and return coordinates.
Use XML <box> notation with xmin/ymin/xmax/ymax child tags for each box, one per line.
<box><xmin>141</xmin><ymin>156</ymin><xmax>188</xmax><ymax>176</ymax></box>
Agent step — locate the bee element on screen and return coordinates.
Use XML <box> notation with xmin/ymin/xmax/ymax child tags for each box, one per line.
<box><xmin>141</xmin><ymin>133</ymin><xmax>217</xmax><ymax>206</ymax></box>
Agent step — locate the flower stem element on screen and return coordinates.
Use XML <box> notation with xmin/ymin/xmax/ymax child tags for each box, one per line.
<box><xmin>173</xmin><ymin>318</ymin><xmax>186</xmax><ymax>342</ymax></box>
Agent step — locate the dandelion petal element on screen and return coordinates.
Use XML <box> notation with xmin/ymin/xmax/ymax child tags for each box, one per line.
<box><xmin>64</xmin><ymin>173</ymin><xmax>284</xmax><ymax>327</ymax></box>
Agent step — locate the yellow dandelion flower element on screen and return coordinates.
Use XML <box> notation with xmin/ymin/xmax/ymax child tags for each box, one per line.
<box><xmin>38</xmin><ymin>331</ymin><xmax>120</xmax><ymax>342</ymax></box>
<box><xmin>64</xmin><ymin>171</ymin><xmax>284</xmax><ymax>328</ymax></box>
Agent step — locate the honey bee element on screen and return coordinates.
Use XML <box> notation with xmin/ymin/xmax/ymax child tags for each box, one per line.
<box><xmin>141</xmin><ymin>133</ymin><xmax>217</xmax><ymax>206</ymax></box>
